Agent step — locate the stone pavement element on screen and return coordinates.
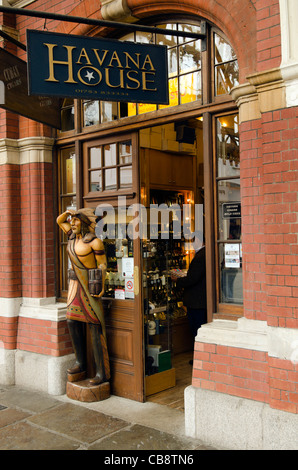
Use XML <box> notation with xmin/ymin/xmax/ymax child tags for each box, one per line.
<box><xmin>0</xmin><ymin>384</ymin><xmax>218</xmax><ymax>451</ymax></box>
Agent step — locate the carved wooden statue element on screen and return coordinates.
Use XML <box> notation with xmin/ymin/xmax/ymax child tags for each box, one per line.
<box><xmin>57</xmin><ymin>208</ymin><xmax>110</xmax><ymax>387</ymax></box>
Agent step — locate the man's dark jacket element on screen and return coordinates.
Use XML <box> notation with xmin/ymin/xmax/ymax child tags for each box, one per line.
<box><xmin>176</xmin><ymin>246</ymin><xmax>206</xmax><ymax>310</ymax></box>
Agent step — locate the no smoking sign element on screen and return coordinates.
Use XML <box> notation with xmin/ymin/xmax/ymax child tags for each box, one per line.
<box><xmin>125</xmin><ymin>277</ymin><xmax>134</xmax><ymax>298</ymax></box>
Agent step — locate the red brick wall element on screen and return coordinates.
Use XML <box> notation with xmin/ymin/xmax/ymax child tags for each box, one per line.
<box><xmin>0</xmin><ymin>164</ymin><xmax>22</xmax><ymax>298</ymax></box>
<box><xmin>241</xmin><ymin>108</ymin><xmax>298</xmax><ymax>328</ymax></box>
<box><xmin>262</xmin><ymin>108</ymin><xmax>298</xmax><ymax>329</ymax></box>
<box><xmin>256</xmin><ymin>0</ymin><xmax>281</xmax><ymax>71</ymax></box>
<box><xmin>17</xmin><ymin>317</ymin><xmax>72</xmax><ymax>357</ymax></box>
<box><xmin>193</xmin><ymin>341</ymin><xmax>298</xmax><ymax>413</ymax></box>
<box><xmin>0</xmin><ymin>317</ymin><xmax>18</xmax><ymax>350</ymax></box>
<box><xmin>193</xmin><ymin>342</ymin><xmax>269</xmax><ymax>403</ymax></box>
<box><xmin>20</xmin><ymin>162</ymin><xmax>55</xmax><ymax>299</ymax></box>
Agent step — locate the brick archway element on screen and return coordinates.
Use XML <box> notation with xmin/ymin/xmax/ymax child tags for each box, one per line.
<box><xmin>56</xmin><ymin>0</ymin><xmax>258</xmax><ymax>83</ymax></box>
<box><xmin>128</xmin><ymin>0</ymin><xmax>258</xmax><ymax>82</ymax></box>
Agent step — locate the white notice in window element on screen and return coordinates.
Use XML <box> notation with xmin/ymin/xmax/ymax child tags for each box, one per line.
<box><xmin>225</xmin><ymin>244</ymin><xmax>240</xmax><ymax>268</ymax></box>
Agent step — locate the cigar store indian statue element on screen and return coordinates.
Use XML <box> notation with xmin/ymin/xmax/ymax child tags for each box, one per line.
<box><xmin>57</xmin><ymin>208</ymin><xmax>110</xmax><ymax>386</ymax></box>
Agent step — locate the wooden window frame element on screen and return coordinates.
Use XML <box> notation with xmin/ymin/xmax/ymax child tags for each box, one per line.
<box><xmin>212</xmin><ymin>111</ymin><xmax>243</xmax><ymax>320</ymax></box>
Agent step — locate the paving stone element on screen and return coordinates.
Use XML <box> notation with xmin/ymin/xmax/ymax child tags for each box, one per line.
<box><xmin>0</xmin><ymin>387</ymin><xmax>61</xmax><ymax>413</ymax></box>
<box><xmin>0</xmin><ymin>421</ymin><xmax>80</xmax><ymax>450</ymax></box>
<box><xmin>0</xmin><ymin>407</ymin><xmax>31</xmax><ymax>428</ymax></box>
<box><xmin>28</xmin><ymin>402</ymin><xmax>130</xmax><ymax>444</ymax></box>
<box><xmin>89</xmin><ymin>423</ymin><xmax>203</xmax><ymax>450</ymax></box>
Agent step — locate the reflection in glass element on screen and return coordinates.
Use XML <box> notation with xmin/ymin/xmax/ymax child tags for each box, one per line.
<box><xmin>214</xmin><ymin>33</ymin><xmax>239</xmax><ymax>96</ymax></box>
<box><xmin>136</xmin><ymin>31</ymin><xmax>156</xmax><ymax>44</ymax></box>
<box><xmin>120</xmin><ymin>166</ymin><xmax>132</xmax><ymax>189</ymax></box>
<box><xmin>61</xmin><ymin>148</ymin><xmax>76</xmax><ymax>194</ymax></box>
<box><xmin>90</xmin><ymin>170</ymin><xmax>102</xmax><ymax>192</ymax></box>
<box><xmin>179</xmin><ymin>40</ymin><xmax>201</xmax><ymax>74</ymax></box>
<box><xmin>180</xmin><ymin>71</ymin><xmax>201</xmax><ymax>104</ymax></box>
<box><xmin>156</xmin><ymin>24</ymin><xmax>177</xmax><ymax>46</ymax></box>
<box><xmin>178</xmin><ymin>23</ymin><xmax>201</xmax><ymax>42</ymax></box>
<box><xmin>218</xmin><ymin>179</ymin><xmax>241</xmax><ymax>240</ymax></box>
<box><xmin>215</xmin><ymin>34</ymin><xmax>237</xmax><ymax>64</ymax></box>
<box><xmin>215</xmin><ymin>62</ymin><xmax>239</xmax><ymax>95</ymax></box>
<box><xmin>160</xmin><ymin>77</ymin><xmax>178</xmax><ymax>108</ymax></box>
<box><xmin>105</xmin><ymin>168</ymin><xmax>117</xmax><ymax>190</ymax></box>
<box><xmin>83</xmin><ymin>100</ymin><xmax>99</xmax><ymax>127</ymax></box>
<box><xmin>104</xmin><ymin>144</ymin><xmax>117</xmax><ymax>166</ymax></box>
<box><xmin>216</xmin><ymin>114</ymin><xmax>240</xmax><ymax>177</ymax></box>
<box><xmin>168</xmin><ymin>48</ymin><xmax>178</xmax><ymax>75</ymax></box>
<box><xmin>219</xmin><ymin>243</ymin><xmax>243</xmax><ymax>304</ymax></box>
<box><xmin>101</xmin><ymin>101</ymin><xmax>118</xmax><ymax>122</ymax></box>
<box><xmin>90</xmin><ymin>147</ymin><xmax>101</xmax><ymax>169</ymax></box>
<box><xmin>119</xmin><ymin>141</ymin><xmax>132</xmax><ymax>164</ymax></box>
<box><xmin>61</xmin><ymin>195</ymin><xmax>77</xmax><ymax>213</ymax></box>
<box><xmin>61</xmin><ymin>99</ymin><xmax>74</xmax><ymax>131</ymax></box>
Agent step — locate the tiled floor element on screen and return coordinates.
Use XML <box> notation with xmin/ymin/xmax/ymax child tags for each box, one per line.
<box><xmin>147</xmin><ymin>351</ymin><xmax>193</xmax><ymax>410</ymax></box>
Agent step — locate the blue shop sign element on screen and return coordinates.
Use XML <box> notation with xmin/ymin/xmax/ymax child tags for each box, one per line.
<box><xmin>27</xmin><ymin>30</ymin><xmax>169</xmax><ymax>104</ymax></box>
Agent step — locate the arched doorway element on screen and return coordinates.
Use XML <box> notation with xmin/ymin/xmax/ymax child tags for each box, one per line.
<box><xmin>56</xmin><ymin>17</ymin><xmax>241</xmax><ymax>403</ymax></box>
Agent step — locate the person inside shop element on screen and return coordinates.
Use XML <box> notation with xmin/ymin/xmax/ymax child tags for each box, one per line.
<box><xmin>171</xmin><ymin>239</ymin><xmax>207</xmax><ymax>363</ymax></box>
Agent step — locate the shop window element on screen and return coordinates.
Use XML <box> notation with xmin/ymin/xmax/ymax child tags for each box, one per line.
<box><xmin>87</xmin><ymin>140</ymin><xmax>133</xmax><ymax>194</ymax></box>
<box><xmin>70</xmin><ymin>21</ymin><xmax>237</xmax><ymax>128</ymax></box>
<box><xmin>60</xmin><ymin>99</ymin><xmax>75</xmax><ymax>132</ymax></box>
<box><xmin>214</xmin><ymin>33</ymin><xmax>239</xmax><ymax>96</ymax></box>
<box><xmin>216</xmin><ymin>114</ymin><xmax>242</xmax><ymax>306</ymax></box>
<box><xmin>101</xmin><ymin>209</ymin><xmax>134</xmax><ymax>299</ymax></box>
<box><xmin>83</xmin><ymin>100</ymin><xmax>100</xmax><ymax>127</ymax></box>
<box><xmin>58</xmin><ymin>147</ymin><xmax>77</xmax><ymax>294</ymax></box>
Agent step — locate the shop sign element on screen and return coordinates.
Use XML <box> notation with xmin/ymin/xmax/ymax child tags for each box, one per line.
<box><xmin>27</xmin><ymin>30</ymin><xmax>169</xmax><ymax>105</ymax></box>
<box><xmin>0</xmin><ymin>48</ymin><xmax>61</xmax><ymax>128</ymax></box>
<box><xmin>222</xmin><ymin>202</ymin><xmax>241</xmax><ymax>219</ymax></box>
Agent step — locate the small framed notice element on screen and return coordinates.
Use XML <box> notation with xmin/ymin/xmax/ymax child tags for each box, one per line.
<box><xmin>225</xmin><ymin>244</ymin><xmax>240</xmax><ymax>268</ymax></box>
<box><xmin>114</xmin><ymin>289</ymin><xmax>125</xmax><ymax>300</ymax></box>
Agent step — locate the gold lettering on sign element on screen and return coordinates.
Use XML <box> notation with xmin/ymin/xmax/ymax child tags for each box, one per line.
<box><xmin>41</xmin><ymin>41</ymin><xmax>159</xmax><ymax>93</ymax></box>
<box><xmin>142</xmin><ymin>55</ymin><xmax>155</xmax><ymax>71</ymax></box>
<box><xmin>76</xmin><ymin>48</ymin><xmax>92</xmax><ymax>65</ymax></box>
<box><xmin>108</xmin><ymin>51</ymin><xmax>123</xmax><ymax>68</ymax></box>
<box><xmin>105</xmin><ymin>68</ymin><xmax>125</xmax><ymax>88</ymax></box>
<box><xmin>44</xmin><ymin>43</ymin><xmax>77</xmax><ymax>83</ymax></box>
<box><xmin>126</xmin><ymin>70</ymin><xmax>141</xmax><ymax>89</ymax></box>
<box><xmin>124</xmin><ymin>52</ymin><xmax>140</xmax><ymax>69</ymax></box>
<box><xmin>93</xmin><ymin>49</ymin><xmax>109</xmax><ymax>66</ymax></box>
<box><xmin>142</xmin><ymin>71</ymin><xmax>157</xmax><ymax>91</ymax></box>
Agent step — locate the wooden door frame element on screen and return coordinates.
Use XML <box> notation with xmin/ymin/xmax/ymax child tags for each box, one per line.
<box><xmin>81</xmin><ymin>131</ymin><xmax>145</xmax><ymax>402</ymax></box>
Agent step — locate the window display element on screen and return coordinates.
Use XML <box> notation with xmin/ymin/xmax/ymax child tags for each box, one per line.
<box><xmin>142</xmin><ymin>190</ymin><xmax>194</xmax><ymax>381</ymax></box>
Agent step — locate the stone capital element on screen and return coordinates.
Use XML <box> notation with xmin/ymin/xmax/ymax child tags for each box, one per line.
<box><xmin>101</xmin><ymin>0</ymin><xmax>137</xmax><ymax>22</ymax></box>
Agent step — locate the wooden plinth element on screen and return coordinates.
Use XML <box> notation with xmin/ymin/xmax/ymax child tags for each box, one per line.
<box><xmin>66</xmin><ymin>379</ymin><xmax>110</xmax><ymax>402</ymax></box>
